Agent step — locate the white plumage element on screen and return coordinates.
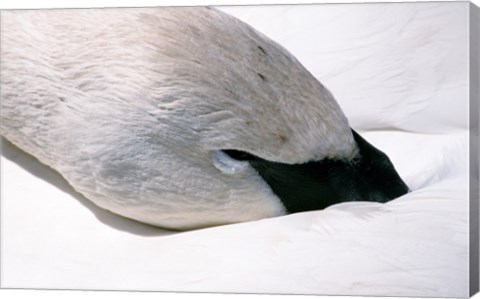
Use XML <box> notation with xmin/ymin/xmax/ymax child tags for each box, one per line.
<box><xmin>1</xmin><ymin>7</ymin><xmax>359</xmax><ymax>229</ymax></box>
<box><xmin>1</xmin><ymin>2</ymin><xmax>475</xmax><ymax>297</ymax></box>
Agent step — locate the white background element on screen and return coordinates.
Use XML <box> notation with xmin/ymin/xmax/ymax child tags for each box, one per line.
<box><xmin>0</xmin><ymin>1</ymin><xmax>479</xmax><ymax>299</ymax></box>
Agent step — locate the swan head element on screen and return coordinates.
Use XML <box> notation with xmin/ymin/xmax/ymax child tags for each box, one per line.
<box><xmin>0</xmin><ymin>7</ymin><xmax>409</xmax><ymax>230</ymax></box>
<box><xmin>88</xmin><ymin>8</ymin><xmax>409</xmax><ymax>230</ymax></box>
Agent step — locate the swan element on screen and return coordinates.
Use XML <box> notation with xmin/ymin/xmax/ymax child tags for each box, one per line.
<box><xmin>0</xmin><ymin>7</ymin><xmax>409</xmax><ymax>230</ymax></box>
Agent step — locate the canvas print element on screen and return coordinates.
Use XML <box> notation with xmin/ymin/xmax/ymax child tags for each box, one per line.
<box><xmin>0</xmin><ymin>1</ymin><xmax>478</xmax><ymax>297</ymax></box>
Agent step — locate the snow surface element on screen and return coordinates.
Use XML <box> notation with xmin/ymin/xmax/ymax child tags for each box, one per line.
<box><xmin>0</xmin><ymin>2</ymin><xmax>474</xmax><ymax>297</ymax></box>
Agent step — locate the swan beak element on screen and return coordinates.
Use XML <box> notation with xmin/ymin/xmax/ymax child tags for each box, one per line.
<box><xmin>248</xmin><ymin>129</ymin><xmax>410</xmax><ymax>213</ymax></box>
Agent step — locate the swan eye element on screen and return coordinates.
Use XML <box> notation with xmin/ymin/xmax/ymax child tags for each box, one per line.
<box><xmin>211</xmin><ymin>150</ymin><xmax>252</xmax><ymax>174</ymax></box>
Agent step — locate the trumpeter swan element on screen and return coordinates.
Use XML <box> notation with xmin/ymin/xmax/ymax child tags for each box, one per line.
<box><xmin>0</xmin><ymin>7</ymin><xmax>408</xmax><ymax>230</ymax></box>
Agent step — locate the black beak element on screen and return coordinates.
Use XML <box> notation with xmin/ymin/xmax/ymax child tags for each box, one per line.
<box><xmin>225</xmin><ymin>129</ymin><xmax>409</xmax><ymax>213</ymax></box>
